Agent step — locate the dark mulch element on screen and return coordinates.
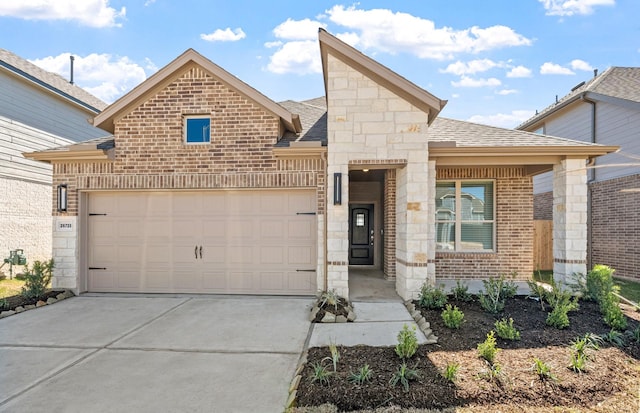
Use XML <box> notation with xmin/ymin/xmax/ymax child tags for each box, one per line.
<box><xmin>296</xmin><ymin>296</ymin><xmax>640</xmax><ymax>412</ymax></box>
<box><xmin>1</xmin><ymin>289</ymin><xmax>67</xmax><ymax>312</ymax></box>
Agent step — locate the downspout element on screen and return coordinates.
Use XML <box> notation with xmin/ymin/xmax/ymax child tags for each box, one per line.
<box><xmin>321</xmin><ymin>150</ymin><xmax>328</xmax><ymax>291</ymax></box>
<box><xmin>581</xmin><ymin>94</ymin><xmax>596</xmax><ymax>270</ymax></box>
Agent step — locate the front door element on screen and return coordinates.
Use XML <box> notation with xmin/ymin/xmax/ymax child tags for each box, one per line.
<box><xmin>349</xmin><ymin>204</ymin><xmax>374</xmax><ymax>265</ymax></box>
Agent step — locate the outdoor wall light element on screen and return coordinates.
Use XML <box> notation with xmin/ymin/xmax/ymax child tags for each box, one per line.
<box><xmin>57</xmin><ymin>184</ymin><xmax>68</xmax><ymax>212</ymax></box>
<box><xmin>333</xmin><ymin>173</ymin><xmax>342</xmax><ymax>205</ymax></box>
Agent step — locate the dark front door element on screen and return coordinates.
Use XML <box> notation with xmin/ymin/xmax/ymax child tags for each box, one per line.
<box><xmin>349</xmin><ymin>204</ymin><xmax>374</xmax><ymax>265</ymax></box>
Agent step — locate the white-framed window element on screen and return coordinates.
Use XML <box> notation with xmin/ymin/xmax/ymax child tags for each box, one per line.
<box><xmin>184</xmin><ymin>115</ymin><xmax>211</xmax><ymax>144</ymax></box>
<box><xmin>435</xmin><ymin>180</ymin><xmax>495</xmax><ymax>252</ymax></box>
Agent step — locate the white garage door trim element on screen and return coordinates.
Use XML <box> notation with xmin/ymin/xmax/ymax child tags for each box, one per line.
<box><xmin>87</xmin><ymin>189</ymin><xmax>317</xmax><ymax>295</ymax></box>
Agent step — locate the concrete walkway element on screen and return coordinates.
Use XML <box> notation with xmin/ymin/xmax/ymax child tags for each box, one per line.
<box><xmin>0</xmin><ymin>295</ymin><xmax>312</xmax><ymax>413</ymax></box>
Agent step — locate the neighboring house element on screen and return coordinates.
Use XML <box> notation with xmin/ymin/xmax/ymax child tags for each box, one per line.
<box><xmin>517</xmin><ymin>67</ymin><xmax>640</xmax><ymax>280</ymax></box>
<box><xmin>25</xmin><ymin>30</ymin><xmax>616</xmax><ymax>299</ymax></box>
<box><xmin>0</xmin><ymin>49</ymin><xmax>107</xmax><ymax>266</ymax></box>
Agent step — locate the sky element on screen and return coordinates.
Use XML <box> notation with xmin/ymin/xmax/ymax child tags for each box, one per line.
<box><xmin>1</xmin><ymin>0</ymin><xmax>639</xmax><ymax>128</ymax></box>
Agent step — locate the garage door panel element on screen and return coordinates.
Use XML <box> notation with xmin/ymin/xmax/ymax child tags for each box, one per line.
<box><xmin>88</xmin><ymin>190</ymin><xmax>316</xmax><ymax>294</ymax></box>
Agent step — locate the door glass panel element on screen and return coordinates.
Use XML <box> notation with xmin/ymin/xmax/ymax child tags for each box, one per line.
<box><xmin>356</xmin><ymin>213</ymin><xmax>365</xmax><ymax>227</ymax></box>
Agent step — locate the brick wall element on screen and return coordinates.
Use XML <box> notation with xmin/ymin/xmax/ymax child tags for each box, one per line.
<box><xmin>534</xmin><ymin>191</ymin><xmax>553</xmax><ymax>220</ymax></box>
<box><xmin>52</xmin><ymin>66</ymin><xmax>326</xmax><ymax>217</ymax></box>
<box><xmin>435</xmin><ymin>167</ymin><xmax>533</xmax><ymax>281</ymax></box>
<box><xmin>384</xmin><ymin>168</ymin><xmax>396</xmax><ymax>279</ymax></box>
<box><xmin>590</xmin><ymin>173</ymin><xmax>640</xmax><ymax>280</ymax></box>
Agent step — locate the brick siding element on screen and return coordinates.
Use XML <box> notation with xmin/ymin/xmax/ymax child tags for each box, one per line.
<box><xmin>384</xmin><ymin>168</ymin><xmax>396</xmax><ymax>279</ymax></box>
<box><xmin>435</xmin><ymin>167</ymin><xmax>534</xmax><ymax>281</ymax></box>
<box><xmin>52</xmin><ymin>66</ymin><xmax>325</xmax><ymax>216</ymax></box>
<box><xmin>533</xmin><ymin>191</ymin><xmax>553</xmax><ymax>220</ymax></box>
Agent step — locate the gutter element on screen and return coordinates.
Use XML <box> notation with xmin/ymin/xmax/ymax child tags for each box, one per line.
<box><xmin>582</xmin><ymin>95</ymin><xmax>597</xmax><ymax>270</ymax></box>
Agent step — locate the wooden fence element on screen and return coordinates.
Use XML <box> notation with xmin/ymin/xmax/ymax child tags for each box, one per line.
<box><xmin>533</xmin><ymin>220</ymin><xmax>553</xmax><ymax>271</ymax></box>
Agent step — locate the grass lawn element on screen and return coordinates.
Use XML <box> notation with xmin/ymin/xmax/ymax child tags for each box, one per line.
<box><xmin>615</xmin><ymin>277</ymin><xmax>640</xmax><ymax>304</ymax></box>
<box><xmin>0</xmin><ymin>278</ymin><xmax>25</xmax><ymax>299</ymax></box>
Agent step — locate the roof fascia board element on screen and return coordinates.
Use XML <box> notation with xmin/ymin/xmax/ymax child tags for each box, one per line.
<box><xmin>585</xmin><ymin>92</ymin><xmax>640</xmax><ymax>111</ymax></box>
<box><xmin>0</xmin><ymin>61</ymin><xmax>101</xmax><ymax>114</ymax></box>
<box><xmin>429</xmin><ymin>145</ymin><xmax>619</xmax><ymax>158</ymax></box>
<box><xmin>318</xmin><ymin>29</ymin><xmax>446</xmax><ymax>125</ymax></box>
<box><xmin>94</xmin><ymin>49</ymin><xmax>300</xmax><ymax>134</ymax></box>
<box><xmin>23</xmin><ymin>149</ymin><xmax>112</xmax><ymax>163</ymax></box>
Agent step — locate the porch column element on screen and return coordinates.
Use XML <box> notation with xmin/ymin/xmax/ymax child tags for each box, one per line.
<box><xmin>326</xmin><ymin>163</ymin><xmax>349</xmax><ymax>297</ymax></box>
<box><xmin>553</xmin><ymin>157</ymin><xmax>588</xmax><ymax>285</ymax></box>
<box><xmin>395</xmin><ymin>151</ymin><xmax>431</xmax><ymax>300</ymax></box>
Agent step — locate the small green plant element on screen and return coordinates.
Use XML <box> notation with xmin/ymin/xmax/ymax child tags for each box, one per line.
<box><xmin>527</xmin><ymin>279</ymin><xmax>548</xmax><ymax>311</ymax></box>
<box><xmin>479</xmin><ymin>362</ymin><xmax>503</xmax><ymax>383</ymax></box>
<box><xmin>477</xmin><ymin>331</ymin><xmax>499</xmax><ymax>364</ymax></box>
<box><xmin>309</xmin><ymin>361</ymin><xmax>333</xmax><ymax>385</ymax></box>
<box><xmin>442</xmin><ymin>362</ymin><xmax>460</xmax><ymax>382</ymax></box>
<box><xmin>478</xmin><ymin>275</ymin><xmax>516</xmax><ymax>314</ymax></box>
<box><xmin>585</xmin><ymin>265</ymin><xmax>616</xmax><ymax>302</ymax></box>
<box><xmin>21</xmin><ymin>259</ymin><xmax>54</xmax><ymax>300</ymax></box>
<box><xmin>441</xmin><ymin>304</ymin><xmax>464</xmax><ymax>329</ymax></box>
<box><xmin>395</xmin><ymin>324</ymin><xmax>418</xmax><ymax>359</ymax></box>
<box><xmin>389</xmin><ymin>362</ymin><xmax>420</xmax><ymax>392</ymax></box>
<box><xmin>494</xmin><ymin>318</ymin><xmax>520</xmax><ymax>340</ymax></box>
<box><xmin>349</xmin><ymin>364</ymin><xmax>373</xmax><ymax>385</ymax></box>
<box><xmin>451</xmin><ymin>280</ymin><xmax>472</xmax><ymax>302</ymax></box>
<box><xmin>320</xmin><ymin>290</ymin><xmax>340</xmax><ymax>311</ymax></box>
<box><xmin>568</xmin><ymin>333</ymin><xmax>602</xmax><ymax>373</ymax></box>
<box><xmin>601</xmin><ymin>293</ymin><xmax>627</xmax><ymax>331</ymax></box>
<box><xmin>531</xmin><ymin>358</ymin><xmax>557</xmax><ymax>381</ymax></box>
<box><xmin>627</xmin><ymin>326</ymin><xmax>640</xmax><ymax>343</ymax></box>
<box><xmin>569</xmin><ymin>351</ymin><xmax>587</xmax><ymax>373</ymax></box>
<box><xmin>603</xmin><ymin>329</ymin><xmax>626</xmax><ymax>347</ymax></box>
<box><xmin>502</xmin><ymin>273</ymin><xmax>519</xmax><ymax>298</ymax></box>
<box><xmin>0</xmin><ymin>297</ymin><xmax>8</xmax><ymax>310</ymax></box>
<box><xmin>325</xmin><ymin>341</ymin><xmax>340</xmax><ymax>372</ymax></box>
<box><xmin>418</xmin><ymin>283</ymin><xmax>447</xmax><ymax>309</ymax></box>
<box><xmin>545</xmin><ymin>282</ymin><xmax>579</xmax><ymax>329</ymax></box>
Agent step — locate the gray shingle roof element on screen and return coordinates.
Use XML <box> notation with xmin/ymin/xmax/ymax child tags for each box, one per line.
<box><xmin>429</xmin><ymin>117</ymin><xmax>602</xmax><ymax>147</ymax></box>
<box><xmin>518</xmin><ymin>67</ymin><xmax>640</xmax><ymax>129</ymax></box>
<box><xmin>0</xmin><ymin>48</ymin><xmax>107</xmax><ymax>112</ymax></box>
<box><xmin>277</xmin><ymin>97</ymin><xmax>327</xmax><ymax>147</ymax></box>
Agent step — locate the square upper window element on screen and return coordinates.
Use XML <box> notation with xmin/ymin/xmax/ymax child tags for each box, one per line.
<box><xmin>184</xmin><ymin>116</ymin><xmax>210</xmax><ymax>144</ymax></box>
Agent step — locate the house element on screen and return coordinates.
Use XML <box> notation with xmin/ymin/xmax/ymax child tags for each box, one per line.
<box><xmin>24</xmin><ymin>30</ymin><xmax>617</xmax><ymax>299</ymax></box>
<box><xmin>517</xmin><ymin>67</ymin><xmax>640</xmax><ymax>281</ymax></box>
<box><xmin>0</xmin><ymin>48</ymin><xmax>107</xmax><ymax>266</ymax></box>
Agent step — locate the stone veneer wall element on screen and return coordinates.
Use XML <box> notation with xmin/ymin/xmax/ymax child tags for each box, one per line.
<box><xmin>51</xmin><ymin>65</ymin><xmax>326</xmax><ymax>291</ymax></box>
<box><xmin>435</xmin><ymin>167</ymin><xmax>533</xmax><ymax>281</ymax></box>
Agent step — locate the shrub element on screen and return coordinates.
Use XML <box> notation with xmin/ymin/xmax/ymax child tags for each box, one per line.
<box><xmin>601</xmin><ymin>293</ymin><xmax>627</xmax><ymax>331</ymax></box>
<box><xmin>451</xmin><ymin>280</ymin><xmax>473</xmax><ymax>302</ymax></box>
<box><xmin>603</xmin><ymin>329</ymin><xmax>626</xmax><ymax>347</ymax></box>
<box><xmin>349</xmin><ymin>364</ymin><xmax>373</xmax><ymax>385</ymax></box>
<box><xmin>545</xmin><ymin>282</ymin><xmax>579</xmax><ymax>329</ymax></box>
<box><xmin>532</xmin><ymin>358</ymin><xmax>556</xmax><ymax>382</ymax></box>
<box><xmin>21</xmin><ymin>259</ymin><xmax>54</xmax><ymax>300</ymax></box>
<box><xmin>478</xmin><ymin>274</ymin><xmax>517</xmax><ymax>314</ymax></box>
<box><xmin>320</xmin><ymin>290</ymin><xmax>341</xmax><ymax>311</ymax></box>
<box><xmin>585</xmin><ymin>265</ymin><xmax>616</xmax><ymax>302</ymax></box>
<box><xmin>418</xmin><ymin>283</ymin><xmax>447</xmax><ymax>309</ymax></box>
<box><xmin>477</xmin><ymin>331</ymin><xmax>499</xmax><ymax>364</ymax></box>
<box><xmin>569</xmin><ymin>351</ymin><xmax>587</xmax><ymax>373</ymax></box>
<box><xmin>527</xmin><ymin>279</ymin><xmax>548</xmax><ymax>311</ymax></box>
<box><xmin>389</xmin><ymin>362</ymin><xmax>420</xmax><ymax>392</ymax></box>
<box><xmin>442</xmin><ymin>362</ymin><xmax>460</xmax><ymax>382</ymax></box>
<box><xmin>441</xmin><ymin>304</ymin><xmax>464</xmax><ymax>329</ymax></box>
<box><xmin>395</xmin><ymin>324</ymin><xmax>418</xmax><ymax>359</ymax></box>
<box><xmin>568</xmin><ymin>333</ymin><xmax>602</xmax><ymax>372</ymax></box>
<box><xmin>494</xmin><ymin>318</ymin><xmax>520</xmax><ymax>340</ymax></box>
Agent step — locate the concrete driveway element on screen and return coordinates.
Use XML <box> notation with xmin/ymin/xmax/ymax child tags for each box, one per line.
<box><xmin>0</xmin><ymin>295</ymin><xmax>312</xmax><ymax>413</ymax></box>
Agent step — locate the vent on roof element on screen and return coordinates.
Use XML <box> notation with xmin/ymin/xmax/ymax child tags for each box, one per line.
<box><xmin>571</xmin><ymin>81</ymin><xmax>585</xmax><ymax>92</ymax></box>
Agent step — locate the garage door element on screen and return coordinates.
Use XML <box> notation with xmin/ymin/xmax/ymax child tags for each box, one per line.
<box><xmin>87</xmin><ymin>190</ymin><xmax>317</xmax><ymax>295</ymax></box>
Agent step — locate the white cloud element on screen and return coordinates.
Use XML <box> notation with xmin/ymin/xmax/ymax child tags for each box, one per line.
<box><xmin>496</xmin><ymin>89</ymin><xmax>519</xmax><ymax>95</ymax></box>
<box><xmin>0</xmin><ymin>0</ymin><xmax>125</xmax><ymax>28</ymax></box>
<box><xmin>539</xmin><ymin>0</ymin><xmax>615</xmax><ymax>16</ymax></box>
<box><xmin>467</xmin><ymin>110</ymin><xmax>536</xmax><ymax>128</ymax></box>
<box><xmin>30</xmin><ymin>53</ymin><xmax>147</xmax><ymax>103</ymax></box>
<box><xmin>266</xmin><ymin>40</ymin><xmax>321</xmax><ymax>75</ymax></box>
<box><xmin>324</xmin><ymin>5</ymin><xmax>531</xmax><ymax>60</ymax></box>
<box><xmin>264</xmin><ymin>41</ymin><xmax>283</xmax><ymax>48</ymax></box>
<box><xmin>200</xmin><ymin>27</ymin><xmax>246</xmax><ymax>42</ymax></box>
<box><xmin>451</xmin><ymin>76</ymin><xmax>501</xmax><ymax>88</ymax></box>
<box><xmin>441</xmin><ymin>59</ymin><xmax>500</xmax><ymax>75</ymax></box>
<box><xmin>273</xmin><ymin>18</ymin><xmax>326</xmax><ymax>40</ymax></box>
<box><xmin>570</xmin><ymin>59</ymin><xmax>593</xmax><ymax>71</ymax></box>
<box><xmin>144</xmin><ymin>0</ymin><xmax>156</xmax><ymax>6</ymax></box>
<box><xmin>506</xmin><ymin>65</ymin><xmax>532</xmax><ymax>78</ymax></box>
<box><xmin>540</xmin><ymin>62</ymin><xmax>575</xmax><ymax>75</ymax></box>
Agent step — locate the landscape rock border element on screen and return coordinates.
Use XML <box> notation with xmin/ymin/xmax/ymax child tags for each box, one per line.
<box><xmin>0</xmin><ymin>289</ymin><xmax>75</xmax><ymax>319</ymax></box>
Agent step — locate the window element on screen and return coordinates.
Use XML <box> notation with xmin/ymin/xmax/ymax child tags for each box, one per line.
<box><xmin>184</xmin><ymin>116</ymin><xmax>210</xmax><ymax>143</ymax></box>
<box><xmin>435</xmin><ymin>180</ymin><xmax>494</xmax><ymax>251</ymax></box>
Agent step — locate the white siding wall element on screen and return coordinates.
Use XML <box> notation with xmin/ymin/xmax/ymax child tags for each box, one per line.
<box><xmin>0</xmin><ymin>71</ymin><xmax>105</xmax><ymax>142</ymax></box>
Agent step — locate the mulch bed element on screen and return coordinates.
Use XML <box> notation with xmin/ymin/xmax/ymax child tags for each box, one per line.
<box><xmin>1</xmin><ymin>289</ymin><xmax>67</xmax><ymax>312</ymax></box>
<box><xmin>295</xmin><ymin>296</ymin><xmax>640</xmax><ymax>412</ymax></box>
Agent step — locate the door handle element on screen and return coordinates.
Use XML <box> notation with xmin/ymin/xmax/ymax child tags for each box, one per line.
<box><xmin>199</xmin><ymin>246</ymin><xmax>203</xmax><ymax>259</ymax></box>
<box><xmin>195</xmin><ymin>246</ymin><xmax>198</xmax><ymax>259</ymax></box>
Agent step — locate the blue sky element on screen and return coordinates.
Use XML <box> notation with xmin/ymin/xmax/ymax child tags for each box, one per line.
<box><xmin>1</xmin><ymin>0</ymin><xmax>638</xmax><ymax>128</ymax></box>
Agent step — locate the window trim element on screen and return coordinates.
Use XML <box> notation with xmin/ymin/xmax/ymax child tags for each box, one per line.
<box><xmin>435</xmin><ymin>179</ymin><xmax>496</xmax><ymax>252</ymax></box>
<box><xmin>184</xmin><ymin>115</ymin><xmax>211</xmax><ymax>144</ymax></box>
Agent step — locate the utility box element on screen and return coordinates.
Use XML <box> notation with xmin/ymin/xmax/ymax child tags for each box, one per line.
<box><xmin>6</xmin><ymin>249</ymin><xmax>27</xmax><ymax>266</ymax></box>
